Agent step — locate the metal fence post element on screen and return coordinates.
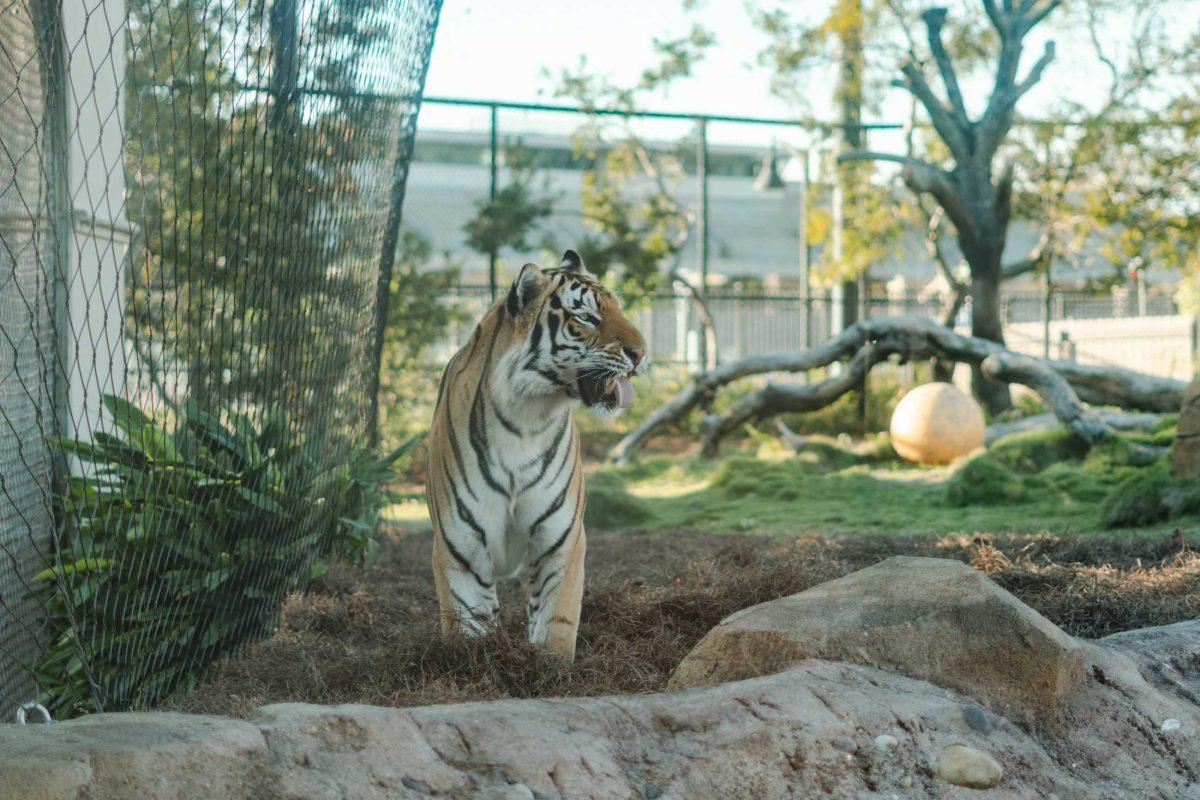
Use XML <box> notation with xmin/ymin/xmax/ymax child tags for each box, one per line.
<box><xmin>1192</xmin><ymin>315</ymin><xmax>1199</xmax><ymax>376</ymax></box>
<box><xmin>488</xmin><ymin>103</ymin><xmax>499</xmax><ymax>302</ymax></box>
<box><xmin>798</xmin><ymin>149</ymin><xmax>811</xmax><ymax>351</ymax></box>
<box><xmin>1043</xmin><ymin>270</ymin><xmax>1053</xmax><ymax>359</ymax></box>
<box><xmin>696</xmin><ymin>118</ymin><xmax>710</xmax><ymax>368</ymax></box>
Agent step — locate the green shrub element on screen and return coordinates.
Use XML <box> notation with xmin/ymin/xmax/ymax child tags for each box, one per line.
<box><xmin>1082</xmin><ymin>436</ymin><xmax>1161</xmax><ymax>476</ymax></box>
<box><xmin>988</xmin><ymin>429</ymin><xmax>1091</xmax><ymax>474</ymax></box>
<box><xmin>34</xmin><ymin>395</ymin><xmax>412</xmax><ymax>717</ymax></box>
<box><xmin>1038</xmin><ymin>462</ymin><xmax>1108</xmax><ymax>503</ymax></box>
<box><xmin>584</xmin><ymin>471</ymin><xmax>655</xmax><ymax>530</ymax></box>
<box><xmin>1101</xmin><ymin>466</ymin><xmax>1200</xmax><ymax>529</ymax></box>
<box><xmin>945</xmin><ymin>455</ymin><xmax>1026</xmax><ymax>506</ymax></box>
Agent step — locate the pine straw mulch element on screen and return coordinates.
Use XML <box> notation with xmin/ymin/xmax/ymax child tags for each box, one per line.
<box><xmin>167</xmin><ymin>527</ymin><xmax>1200</xmax><ymax>718</ymax></box>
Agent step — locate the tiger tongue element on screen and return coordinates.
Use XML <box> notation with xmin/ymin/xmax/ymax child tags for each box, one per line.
<box><xmin>614</xmin><ymin>376</ymin><xmax>634</xmax><ymax>409</ymax></box>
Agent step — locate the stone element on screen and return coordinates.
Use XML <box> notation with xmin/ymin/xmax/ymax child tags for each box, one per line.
<box><xmin>935</xmin><ymin>744</ymin><xmax>1002</xmax><ymax>789</ymax></box>
<box><xmin>1172</xmin><ymin>375</ymin><xmax>1200</xmax><ymax>476</ymax></box>
<box><xmin>0</xmin><ymin>712</ymin><xmax>266</xmax><ymax>800</ymax></box>
<box><xmin>831</xmin><ymin>736</ymin><xmax>858</xmax><ymax>753</ymax></box>
<box><xmin>890</xmin><ymin>383</ymin><xmax>985</xmax><ymax>464</ymax></box>
<box><xmin>899</xmin><ymin>775</ymin><xmax>913</xmax><ymax>789</ymax></box>
<box><xmin>501</xmin><ymin>784</ymin><xmax>535</xmax><ymax>800</ymax></box>
<box><xmin>874</xmin><ymin>734</ymin><xmax>898</xmax><ymax>752</ymax></box>
<box><xmin>670</xmin><ymin>557</ymin><xmax>1086</xmax><ymax>723</ymax></box>
<box><xmin>1163</xmin><ymin>718</ymin><xmax>1181</xmax><ymax>732</ymax></box>
<box><xmin>962</xmin><ymin>704</ymin><xmax>991</xmax><ymax>734</ymax></box>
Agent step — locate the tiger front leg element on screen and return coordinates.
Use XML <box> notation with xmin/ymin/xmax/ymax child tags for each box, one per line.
<box><xmin>525</xmin><ymin>524</ymin><xmax>586</xmax><ymax>661</ymax></box>
<box><xmin>432</xmin><ymin>524</ymin><xmax>499</xmax><ymax>636</ymax></box>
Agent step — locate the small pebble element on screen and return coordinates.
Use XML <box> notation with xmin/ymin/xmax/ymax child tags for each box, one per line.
<box><xmin>962</xmin><ymin>704</ymin><xmax>991</xmax><ymax>734</ymax></box>
<box><xmin>401</xmin><ymin>776</ymin><xmax>432</xmax><ymax>795</ymax></box>
<box><xmin>936</xmin><ymin>743</ymin><xmax>1003</xmax><ymax>789</ymax></box>
<box><xmin>899</xmin><ymin>775</ymin><xmax>913</xmax><ymax>789</ymax></box>
<box><xmin>831</xmin><ymin>736</ymin><xmax>858</xmax><ymax>754</ymax></box>
<box><xmin>1163</xmin><ymin>718</ymin><xmax>1181</xmax><ymax>732</ymax></box>
<box><xmin>875</xmin><ymin>733</ymin><xmax>899</xmax><ymax>751</ymax></box>
<box><xmin>502</xmin><ymin>784</ymin><xmax>534</xmax><ymax>800</ymax></box>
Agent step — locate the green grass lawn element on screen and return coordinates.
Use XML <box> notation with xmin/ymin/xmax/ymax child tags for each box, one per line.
<box><xmin>587</xmin><ymin>424</ymin><xmax>1200</xmax><ymax>539</ymax></box>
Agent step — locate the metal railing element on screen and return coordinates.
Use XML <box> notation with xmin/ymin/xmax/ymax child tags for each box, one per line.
<box><xmin>430</xmin><ymin>284</ymin><xmax>1192</xmax><ymax>379</ymax></box>
<box><xmin>412</xmin><ymin>96</ymin><xmax>895</xmax><ymax>307</ymax></box>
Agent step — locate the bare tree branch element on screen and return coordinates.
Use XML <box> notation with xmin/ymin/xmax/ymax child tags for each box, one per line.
<box><xmin>920</xmin><ymin>8</ymin><xmax>971</xmax><ymax>130</ymax></box>
<box><xmin>1023</xmin><ymin>0</ymin><xmax>1062</xmax><ymax>32</ymax></box>
<box><xmin>693</xmin><ymin>317</ymin><xmax>1170</xmax><ymax>457</ymax></box>
<box><xmin>838</xmin><ymin>151</ymin><xmax>975</xmax><ymax>241</ymax></box>
<box><xmin>1015</xmin><ymin>41</ymin><xmax>1056</xmax><ymax>100</ymax></box>
<box><xmin>607</xmin><ymin>326</ymin><xmax>869</xmax><ymax>465</ymax></box>
<box><xmin>699</xmin><ymin>348</ymin><xmax>879</xmax><ymax>457</ymax></box>
<box><xmin>1001</xmin><ymin>229</ymin><xmax>1052</xmax><ymax>279</ymax></box>
<box><xmin>982</xmin><ymin>0</ymin><xmax>1007</xmax><ymax>37</ymax></box>
<box><xmin>895</xmin><ymin>59</ymin><xmax>969</xmax><ymax>159</ymax></box>
<box><xmin>609</xmin><ymin>317</ymin><xmax>1184</xmax><ymax>464</ymax></box>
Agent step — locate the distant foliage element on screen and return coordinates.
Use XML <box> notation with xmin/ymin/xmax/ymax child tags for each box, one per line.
<box><xmin>385</xmin><ymin>229</ymin><xmax>464</xmax><ymax>370</ymax></box>
<box><xmin>463</xmin><ymin>144</ymin><xmax>557</xmax><ymax>261</ymax></box>
<box><xmin>551</xmin><ymin>27</ymin><xmax>715</xmax><ymax>304</ymax></box>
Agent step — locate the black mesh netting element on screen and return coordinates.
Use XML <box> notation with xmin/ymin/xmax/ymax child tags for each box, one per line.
<box><xmin>0</xmin><ymin>0</ymin><xmax>440</xmax><ymax>716</ymax></box>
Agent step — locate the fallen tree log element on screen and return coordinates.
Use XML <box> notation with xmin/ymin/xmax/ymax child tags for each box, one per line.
<box><xmin>606</xmin><ymin>326</ymin><xmax>868</xmax><ymax>464</ymax></box>
<box><xmin>984</xmin><ymin>410</ymin><xmax>1164</xmax><ymax>445</ymax></box>
<box><xmin>609</xmin><ymin>316</ymin><xmax>1184</xmax><ymax>463</ymax></box>
<box><xmin>1047</xmin><ymin>359</ymin><xmax>1185</xmax><ymax>414</ymax></box>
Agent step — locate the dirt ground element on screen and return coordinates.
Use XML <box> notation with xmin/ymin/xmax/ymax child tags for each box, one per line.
<box><xmin>170</xmin><ymin>526</ymin><xmax>1200</xmax><ymax>718</ymax></box>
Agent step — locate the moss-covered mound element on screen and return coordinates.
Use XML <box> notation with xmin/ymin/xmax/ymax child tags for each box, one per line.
<box><xmin>945</xmin><ymin>455</ymin><xmax>1026</xmax><ymax>506</ymax></box>
<box><xmin>584</xmin><ymin>471</ymin><xmax>655</xmax><ymax>530</ymax></box>
<box><xmin>988</xmin><ymin>429</ymin><xmax>1092</xmax><ymax>473</ymax></box>
<box><xmin>1101</xmin><ymin>466</ymin><xmax>1200</xmax><ymax>529</ymax></box>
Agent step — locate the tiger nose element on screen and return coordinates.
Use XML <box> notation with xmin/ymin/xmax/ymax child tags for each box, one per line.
<box><xmin>623</xmin><ymin>346</ymin><xmax>646</xmax><ymax>368</ymax></box>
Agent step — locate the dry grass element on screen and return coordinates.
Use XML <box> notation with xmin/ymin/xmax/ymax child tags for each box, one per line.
<box><xmin>168</xmin><ymin>527</ymin><xmax>1200</xmax><ymax>718</ymax></box>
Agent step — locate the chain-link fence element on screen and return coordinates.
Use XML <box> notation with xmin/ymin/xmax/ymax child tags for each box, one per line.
<box><xmin>0</xmin><ymin>0</ymin><xmax>440</xmax><ymax>717</ymax></box>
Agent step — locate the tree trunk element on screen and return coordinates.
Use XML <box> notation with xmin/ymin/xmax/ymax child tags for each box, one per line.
<box><xmin>968</xmin><ymin>258</ymin><xmax>1012</xmax><ymax>415</ymax></box>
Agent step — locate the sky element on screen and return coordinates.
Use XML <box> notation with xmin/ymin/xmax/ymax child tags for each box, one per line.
<box><xmin>416</xmin><ymin>0</ymin><xmax>1195</xmax><ymax>150</ymax></box>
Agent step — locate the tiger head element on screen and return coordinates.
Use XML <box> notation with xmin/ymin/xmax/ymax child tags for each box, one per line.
<box><xmin>499</xmin><ymin>250</ymin><xmax>648</xmax><ymax>418</ymax></box>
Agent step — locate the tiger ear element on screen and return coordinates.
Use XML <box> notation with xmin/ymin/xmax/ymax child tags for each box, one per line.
<box><xmin>506</xmin><ymin>263</ymin><xmax>549</xmax><ymax>315</ymax></box>
<box><xmin>559</xmin><ymin>249</ymin><xmax>588</xmax><ymax>273</ymax></box>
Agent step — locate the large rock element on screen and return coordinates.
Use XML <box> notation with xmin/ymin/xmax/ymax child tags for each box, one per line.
<box><xmin>7</xmin><ymin>617</ymin><xmax>1200</xmax><ymax>798</ymax></box>
<box><xmin>669</xmin><ymin>556</ymin><xmax>1086</xmax><ymax>723</ymax></box>
<box><xmin>0</xmin><ymin>664</ymin><xmax>1096</xmax><ymax>800</ymax></box>
<box><xmin>1171</xmin><ymin>375</ymin><xmax>1200</xmax><ymax>476</ymax></box>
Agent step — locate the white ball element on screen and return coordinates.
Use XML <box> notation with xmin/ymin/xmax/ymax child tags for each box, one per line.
<box><xmin>889</xmin><ymin>383</ymin><xmax>986</xmax><ymax>465</ymax></box>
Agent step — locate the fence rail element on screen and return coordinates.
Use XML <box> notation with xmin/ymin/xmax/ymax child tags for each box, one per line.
<box><xmin>433</xmin><ymin>285</ymin><xmax>1195</xmax><ymax>380</ymax></box>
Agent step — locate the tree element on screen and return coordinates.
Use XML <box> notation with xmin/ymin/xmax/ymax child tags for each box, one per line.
<box><xmin>125</xmin><ymin>0</ymin><xmax>396</xmax><ymax>434</ymax></box>
<box><xmin>838</xmin><ymin>1</ymin><xmax>1062</xmax><ymax>412</ymax></box>
<box><xmin>551</xmin><ymin>25</ymin><xmax>714</xmax><ymax>305</ymax></box>
<box><xmin>462</xmin><ymin>143</ymin><xmax>556</xmax><ymax>297</ymax></box>
<box><xmin>754</xmin><ymin>0</ymin><xmax>910</xmax><ymax>317</ymax></box>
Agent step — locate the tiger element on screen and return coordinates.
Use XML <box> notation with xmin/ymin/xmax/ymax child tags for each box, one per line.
<box><xmin>425</xmin><ymin>249</ymin><xmax>648</xmax><ymax>661</ymax></box>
